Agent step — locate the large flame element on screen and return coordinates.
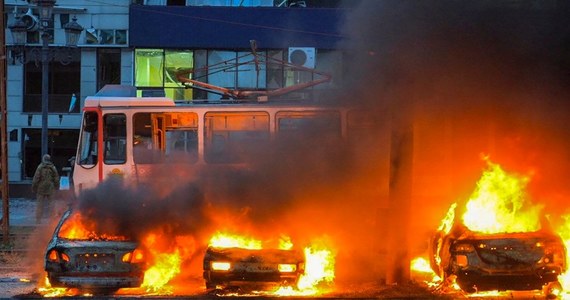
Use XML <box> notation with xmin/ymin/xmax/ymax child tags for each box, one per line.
<box><xmin>141</xmin><ymin>250</ymin><xmax>181</xmax><ymax>294</ymax></box>
<box><xmin>58</xmin><ymin>213</ymin><xmax>126</xmax><ymax>241</ymax></box>
<box><xmin>139</xmin><ymin>233</ymin><xmax>187</xmax><ymax>294</ymax></box>
<box><xmin>462</xmin><ymin>161</ymin><xmax>543</xmax><ymax>233</ymax></box>
<box><xmin>210</xmin><ymin>232</ymin><xmax>336</xmax><ymax>296</ymax></box>
<box><xmin>411</xmin><ymin>160</ymin><xmax>552</xmax><ymax>296</ymax></box>
<box><xmin>297</xmin><ymin>244</ymin><xmax>335</xmax><ymax>292</ymax></box>
<box><xmin>209</xmin><ymin>231</ymin><xmax>262</xmax><ymax>249</ymax></box>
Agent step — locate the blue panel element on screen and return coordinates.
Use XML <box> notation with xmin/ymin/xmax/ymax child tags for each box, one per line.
<box><xmin>129</xmin><ymin>5</ymin><xmax>346</xmax><ymax>49</ymax></box>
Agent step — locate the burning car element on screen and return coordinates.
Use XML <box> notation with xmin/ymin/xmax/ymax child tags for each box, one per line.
<box><xmin>44</xmin><ymin>209</ymin><xmax>146</xmax><ymax>293</ymax></box>
<box><xmin>203</xmin><ymin>233</ymin><xmax>305</xmax><ymax>293</ymax></box>
<box><xmin>430</xmin><ymin>222</ymin><xmax>566</xmax><ymax>294</ymax></box>
<box><xmin>429</xmin><ymin>162</ymin><xmax>567</xmax><ymax>296</ymax></box>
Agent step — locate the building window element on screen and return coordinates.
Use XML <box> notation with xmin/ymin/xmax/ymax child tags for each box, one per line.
<box><xmin>86</xmin><ymin>29</ymin><xmax>127</xmax><ymax>45</ymax></box>
<box><xmin>135</xmin><ymin>49</ymin><xmax>193</xmax><ymax>100</ymax></box>
<box><xmin>165</xmin><ymin>50</ymin><xmax>193</xmax><ymax>100</ymax></box>
<box><xmin>267</xmin><ymin>50</ymin><xmax>285</xmax><ymax>89</ymax></box>
<box><xmin>22</xmin><ymin>128</ymin><xmax>79</xmax><ymax>179</ymax></box>
<box><xmin>23</xmin><ymin>47</ymin><xmax>81</xmax><ymax>113</ymax></box>
<box><xmin>135</xmin><ymin>49</ymin><xmax>164</xmax><ymax>87</ymax></box>
<box><xmin>134</xmin><ymin>48</ymin><xmax>335</xmax><ymax>101</ymax></box>
<box><xmin>97</xmin><ymin>48</ymin><xmax>121</xmax><ymax>91</ymax></box>
<box><xmin>167</xmin><ymin>0</ymin><xmax>186</xmax><ymax>5</ymax></box>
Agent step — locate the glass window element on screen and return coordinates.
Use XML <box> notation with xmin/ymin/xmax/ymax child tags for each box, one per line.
<box><xmin>277</xmin><ymin>111</ymin><xmax>341</xmax><ymax>140</ymax></box>
<box><xmin>238</xmin><ymin>51</ymin><xmax>266</xmax><ymax>89</ymax></box>
<box><xmin>77</xmin><ymin>111</ymin><xmax>99</xmax><ymax>166</ymax></box>
<box><xmin>208</xmin><ymin>51</ymin><xmax>237</xmax><ymax>88</ymax></box>
<box><xmin>97</xmin><ymin>48</ymin><xmax>121</xmax><ymax>91</ymax></box>
<box><xmin>104</xmin><ymin>114</ymin><xmax>126</xmax><ymax>164</ymax></box>
<box><xmin>133</xmin><ymin>112</ymin><xmax>198</xmax><ymax>164</ymax></box>
<box><xmin>267</xmin><ymin>50</ymin><xmax>285</xmax><ymax>89</ymax></box>
<box><xmin>23</xmin><ymin>48</ymin><xmax>81</xmax><ymax>113</ymax></box>
<box><xmin>86</xmin><ymin>29</ymin><xmax>128</xmax><ymax>45</ymax></box>
<box><xmin>204</xmin><ymin>112</ymin><xmax>269</xmax><ymax>163</ymax></box>
<box><xmin>165</xmin><ymin>50</ymin><xmax>193</xmax><ymax>100</ymax></box>
<box><xmin>135</xmin><ymin>49</ymin><xmax>164</xmax><ymax>87</ymax></box>
<box><xmin>135</xmin><ymin>49</ymin><xmax>194</xmax><ymax>100</ymax></box>
<box><xmin>165</xmin><ymin>50</ymin><xmax>193</xmax><ymax>87</ymax></box>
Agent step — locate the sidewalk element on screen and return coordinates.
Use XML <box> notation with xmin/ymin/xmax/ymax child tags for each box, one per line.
<box><xmin>0</xmin><ymin>198</ymin><xmax>62</xmax><ymax>298</ymax></box>
<box><xmin>1</xmin><ymin>198</ymin><xmax>37</xmax><ymax>227</ymax></box>
<box><xmin>1</xmin><ymin>197</ymin><xmax>71</xmax><ymax>227</ymax></box>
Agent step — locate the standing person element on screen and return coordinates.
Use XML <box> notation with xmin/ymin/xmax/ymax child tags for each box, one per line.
<box><xmin>32</xmin><ymin>154</ymin><xmax>60</xmax><ymax>224</ymax></box>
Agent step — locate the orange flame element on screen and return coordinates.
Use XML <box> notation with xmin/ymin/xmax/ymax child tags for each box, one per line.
<box><xmin>556</xmin><ymin>215</ymin><xmax>570</xmax><ymax>297</ymax></box>
<box><xmin>141</xmin><ymin>233</ymin><xmax>190</xmax><ymax>295</ymax></box>
<box><xmin>209</xmin><ymin>231</ymin><xmax>262</xmax><ymax>249</ymax></box>
<box><xmin>412</xmin><ymin>160</ymin><xmax>551</xmax><ymax>295</ymax></box>
<box><xmin>141</xmin><ymin>249</ymin><xmax>181</xmax><ymax>294</ymax></box>
<box><xmin>462</xmin><ymin>161</ymin><xmax>543</xmax><ymax>233</ymax></box>
<box><xmin>37</xmin><ymin>276</ymin><xmax>81</xmax><ymax>297</ymax></box>
<box><xmin>208</xmin><ymin>232</ymin><xmax>336</xmax><ymax>296</ymax></box>
<box><xmin>297</xmin><ymin>244</ymin><xmax>335</xmax><ymax>292</ymax></box>
<box><xmin>58</xmin><ymin>213</ymin><xmax>126</xmax><ymax>241</ymax></box>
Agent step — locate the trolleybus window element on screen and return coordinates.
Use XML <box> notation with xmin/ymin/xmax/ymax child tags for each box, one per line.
<box><xmin>276</xmin><ymin>111</ymin><xmax>341</xmax><ymax>141</ymax></box>
<box><xmin>133</xmin><ymin>112</ymin><xmax>198</xmax><ymax>164</ymax></box>
<box><xmin>78</xmin><ymin>111</ymin><xmax>98</xmax><ymax>166</ymax></box>
<box><xmin>204</xmin><ymin>112</ymin><xmax>270</xmax><ymax>164</ymax></box>
<box><xmin>103</xmin><ymin>114</ymin><xmax>126</xmax><ymax>164</ymax></box>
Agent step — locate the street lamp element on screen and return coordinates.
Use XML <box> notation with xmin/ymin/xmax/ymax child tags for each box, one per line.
<box><xmin>9</xmin><ymin>1</ymin><xmax>83</xmax><ymax>157</ymax></box>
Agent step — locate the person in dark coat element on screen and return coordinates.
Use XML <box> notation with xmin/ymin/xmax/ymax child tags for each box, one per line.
<box><xmin>31</xmin><ymin>154</ymin><xmax>60</xmax><ymax>223</ymax></box>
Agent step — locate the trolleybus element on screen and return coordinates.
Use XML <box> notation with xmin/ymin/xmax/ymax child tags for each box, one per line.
<box><xmin>71</xmin><ymin>85</ymin><xmax>377</xmax><ymax>193</ymax></box>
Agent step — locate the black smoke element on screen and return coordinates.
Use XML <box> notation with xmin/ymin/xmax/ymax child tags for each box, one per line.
<box><xmin>72</xmin><ymin>0</ymin><xmax>570</xmax><ymax>287</ymax></box>
<box><xmin>338</xmin><ymin>0</ymin><xmax>570</xmax><ymax>282</ymax></box>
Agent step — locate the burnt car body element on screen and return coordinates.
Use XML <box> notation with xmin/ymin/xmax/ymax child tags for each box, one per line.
<box><xmin>430</xmin><ymin>224</ymin><xmax>566</xmax><ymax>294</ymax></box>
<box><xmin>44</xmin><ymin>210</ymin><xmax>145</xmax><ymax>292</ymax></box>
<box><xmin>203</xmin><ymin>246</ymin><xmax>305</xmax><ymax>292</ymax></box>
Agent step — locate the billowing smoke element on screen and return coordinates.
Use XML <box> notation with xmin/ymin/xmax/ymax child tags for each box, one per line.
<box><xmin>76</xmin><ymin>174</ymin><xmax>206</xmax><ymax>241</ymax></box>
<box><xmin>338</xmin><ymin>0</ymin><xmax>570</xmax><ymax>282</ymax></box>
<box><xmin>69</xmin><ymin>0</ymin><xmax>570</xmax><ymax>290</ymax></box>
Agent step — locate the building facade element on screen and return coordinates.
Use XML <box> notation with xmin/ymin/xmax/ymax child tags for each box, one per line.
<box><xmin>4</xmin><ymin>0</ymin><xmax>347</xmax><ymax>195</ymax></box>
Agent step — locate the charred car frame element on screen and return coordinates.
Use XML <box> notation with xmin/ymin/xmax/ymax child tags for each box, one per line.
<box><xmin>44</xmin><ymin>210</ymin><xmax>146</xmax><ymax>293</ymax></box>
<box><xmin>430</xmin><ymin>223</ymin><xmax>566</xmax><ymax>294</ymax></box>
<box><xmin>203</xmin><ymin>246</ymin><xmax>305</xmax><ymax>292</ymax></box>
